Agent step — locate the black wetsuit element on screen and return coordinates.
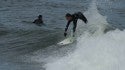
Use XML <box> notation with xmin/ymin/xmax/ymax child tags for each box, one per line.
<box><xmin>65</xmin><ymin>12</ymin><xmax>88</xmax><ymax>33</ymax></box>
<box><xmin>33</xmin><ymin>19</ymin><xmax>43</xmax><ymax>26</ymax></box>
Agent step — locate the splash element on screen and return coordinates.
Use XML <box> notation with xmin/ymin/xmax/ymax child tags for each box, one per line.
<box><xmin>44</xmin><ymin>0</ymin><xmax>125</xmax><ymax>70</ymax></box>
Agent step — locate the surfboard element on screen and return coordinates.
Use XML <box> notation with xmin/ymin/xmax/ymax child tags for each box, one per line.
<box><xmin>58</xmin><ymin>36</ymin><xmax>75</xmax><ymax>45</ymax></box>
<box><xmin>58</xmin><ymin>29</ymin><xmax>76</xmax><ymax>45</ymax></box>
<box><xmin>22</xmin><ymin>21</ymin><xmax>45</xmax><ymax>26</ymax></box>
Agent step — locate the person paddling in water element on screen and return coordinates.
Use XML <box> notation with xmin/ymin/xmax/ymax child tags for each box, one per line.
<box><xmin>64</xmin><ymin>12</ymin><xmax>88</xmax><ymax>37</ymax></box>
<box><xmin>33</xmin><ymin>15</ymin><xmax>44</xmax><ymax>26</ymax></box>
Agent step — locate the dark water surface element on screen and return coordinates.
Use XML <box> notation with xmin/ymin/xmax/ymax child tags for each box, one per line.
<box><xmin>0</xmin><ymin>0</ymin><xmax>125</xmax><ymax>70</ymax></box>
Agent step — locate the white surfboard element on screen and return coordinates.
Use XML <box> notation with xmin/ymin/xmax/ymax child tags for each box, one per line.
<box><xmin>58</xmin><ymin>29</ymin><xmax>76</xmax><ymax>45</ymax></box>
<box><xmin>58</xmin><ymin>36</ymin><xmax>75</xmax><ymax>45</ymax></box>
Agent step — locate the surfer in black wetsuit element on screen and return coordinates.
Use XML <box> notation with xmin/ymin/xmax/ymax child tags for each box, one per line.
<box><xmin>64</xmin><ymin>12</ymin><xmax>88</xmax><ymax>37</ymax></box>
<box><xmin>33</xmin><ymin>15</ymin><xmax>44</xmax><ymax>26</ymax></box>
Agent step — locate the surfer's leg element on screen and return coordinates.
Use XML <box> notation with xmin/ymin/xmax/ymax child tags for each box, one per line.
<box><xmin>73</xmin><ymin>20</ymin><xmax>77</xmax><ymax>32</ymax></box>
<box><xmin>73</xmin><ymin>19</ymin><xmax>77</xmax><ymax>37</ymax></box>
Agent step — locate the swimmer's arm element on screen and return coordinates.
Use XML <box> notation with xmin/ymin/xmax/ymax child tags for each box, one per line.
<box><xmin>33</xmin><ymin>20</ymin><xmax>36</xmax><ymax>23</ymax></box>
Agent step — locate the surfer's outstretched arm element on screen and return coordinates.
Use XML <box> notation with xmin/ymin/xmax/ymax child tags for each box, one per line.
<box><xmin>80</xmin><ymin>15</ymin><xmax>88</xmax><ymax>24</ymax></box>
<box><xmin>33</xmin><ymin>20</ymin><xmax>36</xmax><ymax>23</ymax></box>
<box><xmin>65</xmin><ymin>21</ymin><xmax>71</xmax><ymax>32</ymax></box>
<box><xmin>77</xmin><ymin>12</ymin><xmax>88</xmax><ymax>24</ymax></box>
<box><xmin>64</xmin><ymin>21</ymin><xmax>71</xmax><ymax>37</ymax></box>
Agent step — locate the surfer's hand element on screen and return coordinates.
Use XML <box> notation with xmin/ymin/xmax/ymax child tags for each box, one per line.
<box><xmin>64</xmin><ymin>32</ymin><xmax>67</xmax><ymax>37</ymax></box>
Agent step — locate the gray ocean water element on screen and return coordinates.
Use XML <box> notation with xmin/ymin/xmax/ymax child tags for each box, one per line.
<box><xmin>0</xmin><ymin>0</ymin><xmax>125</xmax><ymax>70</ymax></box>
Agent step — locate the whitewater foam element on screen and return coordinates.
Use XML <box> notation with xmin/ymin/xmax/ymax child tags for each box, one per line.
<box><xmin>44</xmin><ymin>1</ymin><xmax>125</xmax><ymax>70</ymax></box>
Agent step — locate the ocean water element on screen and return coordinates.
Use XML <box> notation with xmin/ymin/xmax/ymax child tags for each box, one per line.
<box><xmin>0</xmin><ymin>0</ymin><xmax>125</xmax><ymax>70</ymax></box>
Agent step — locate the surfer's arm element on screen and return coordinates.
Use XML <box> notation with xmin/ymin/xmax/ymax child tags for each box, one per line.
<box><xmin>64</xmin><ymin>21</ymin><xmax>71</xmax><ymax>37</ymax></box>
<box><xmin>33</xmin><ymin>20</ymin><xmax>36</xmax><ymax>23</ymax></box>
<box><xmin>76</xmin><ymin>12</ymin><xmax>88</xmax><ymax>24</ymax></box>
<box><xmin>80</xmin><ymin>15</ymin><xmax>88</xmax><ymax>24</ymax></box>
<box><xmin>65</xmin><ymin>21</ymin><xmax>71</xmax><ymax>32</ymax></box>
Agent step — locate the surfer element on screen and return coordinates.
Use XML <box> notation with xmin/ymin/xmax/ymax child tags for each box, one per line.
<box><xmin>33</xmin><ymin>15</ymin><xmax>44</xmax><ymax>26</ymax></box>
<box><xmin>64</xmin><ymin>12</ymin><xmax>88</xmax><ymax>37</ymax></box>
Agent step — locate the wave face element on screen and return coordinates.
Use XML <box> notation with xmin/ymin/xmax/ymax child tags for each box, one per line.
<box><xmin>44</xmin><ymin>1</ymin><xmax>125</xmax><ymax>70</ymax></box>
<box><xmin>0</xmin><ymin>0</ymin><xmax>125</xmax><ymax>70</ymax></box>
